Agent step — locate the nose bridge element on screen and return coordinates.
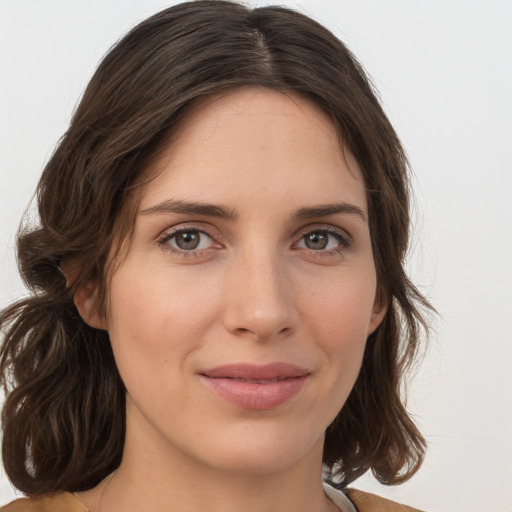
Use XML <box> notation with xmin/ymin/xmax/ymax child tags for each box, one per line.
<box><xmin>223</xmin><ymin>240</ymin><xmax>296</xmax><ymax>340</ymax></box>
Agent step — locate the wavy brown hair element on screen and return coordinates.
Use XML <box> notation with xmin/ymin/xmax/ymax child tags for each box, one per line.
<box><xmin>0</xmin><ymin>0</ymin><xmax>432</xmax><ymax>495</ymax></box>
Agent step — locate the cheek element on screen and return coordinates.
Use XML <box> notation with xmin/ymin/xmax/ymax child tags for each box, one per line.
<box><xmin>299</xmin><ymin>268</ymin><xmax>376</xmax><ymax>394</ymax></box>
<box><xmin>301</xmin><ymin>267</ymin><xmax>377</xmax><ymax>337</ymax></box>
<box><xmin>105</xmin><ymin>264</ymin><xmax>221</xmax><ymax>383</ymax></box>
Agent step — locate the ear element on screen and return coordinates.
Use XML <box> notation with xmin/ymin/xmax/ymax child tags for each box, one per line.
<box><xmin>367</xmin><ymin>293</ymin><xmax>387</xmax><ymax>336</ymax></box>
<box><xmin>61</xmin><ymin>258</ymin><xmax>107</xmax><ymax>330</ymax></box>
<box><xmin>73</xmin><ymin>281</ymin><xmax>108</xmax><ymax>330</ymax></box>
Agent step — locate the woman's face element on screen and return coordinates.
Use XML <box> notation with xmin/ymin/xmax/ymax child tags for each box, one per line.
<box><xmin>93</xmin><ymin>88</ymin><xmax>384</xmax><ymax>475</ymax></box>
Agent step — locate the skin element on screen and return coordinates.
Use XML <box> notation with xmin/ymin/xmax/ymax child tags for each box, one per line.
<box><xmin>76</xmin><ymin>88</ymin><xmax>385</xmax><ymax>512</ymax></box>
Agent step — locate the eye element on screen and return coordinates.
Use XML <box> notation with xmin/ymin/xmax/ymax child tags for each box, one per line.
<box><xmin>296</xmin><ymin>229</ymin><xmax>349</xmax><ymax>252</ymax></box>
<box><xmin>161</xmin><ymin>229</ymin><xmax>215</xmax><ymax>252</ymax></box>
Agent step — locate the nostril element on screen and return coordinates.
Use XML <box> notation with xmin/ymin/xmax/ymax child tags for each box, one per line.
<box><xmin>232</xmin><ymin>325</ymin><xmax>292</xmax><ymax>340</ymax></box>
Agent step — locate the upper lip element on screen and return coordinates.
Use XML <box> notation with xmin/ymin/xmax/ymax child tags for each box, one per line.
<box><xmin>200</xmin><ymin>362</ymin><xmax>310</xmax><ymax>380</ymax></box>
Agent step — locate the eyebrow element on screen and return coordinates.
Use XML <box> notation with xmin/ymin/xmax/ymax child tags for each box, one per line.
<box><xmin>141</xmin><ymin>199</ymin><xmax>366</xmax><ymax>223</ymax></box>
<box><xmin>293</xmin><ymin>203</ymin><xmax>367</xmax><ymax>222</ymax></box>
<box><xmin>140</xmin><ymin>199</ymin><xmax>239</xmax><ymax>220</ymax></box>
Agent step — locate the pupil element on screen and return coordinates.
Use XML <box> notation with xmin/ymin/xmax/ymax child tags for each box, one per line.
<box><xmin>306</xmin><ymin>232</ymin><xmax>328</xmax><ymax>250</ymax></box>
<box><xmin>176</xmin><ymin>232</ymin><xmax>200</xmax><ymax>250</ymax></box>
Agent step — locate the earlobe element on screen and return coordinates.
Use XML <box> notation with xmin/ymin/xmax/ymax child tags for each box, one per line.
<box><xmin>73</xmin><ymin>281</ymin><xmax>108</xmax><ymax>330</ymax></box>
<box><xmin>61</xmin><ymin>258</ymin><xmax>107</xmax><ymax>330</ymax></box>
<box><xmin>367</xmin><ymin>297</ymin><xmax>387</xmax><ymax>335</ymax></box>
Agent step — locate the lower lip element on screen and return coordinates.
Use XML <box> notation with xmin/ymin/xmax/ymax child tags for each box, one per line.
<box><xmin>200</xmin><ymin>375</ymin><xmax>308</xmax><ymax>410</ymax></box>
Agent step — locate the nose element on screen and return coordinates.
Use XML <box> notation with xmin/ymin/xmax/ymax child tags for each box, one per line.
<box><xmin>222</xmin><ymin>246</ymin><xmax>298</xmax><ymax>342</ymax></box>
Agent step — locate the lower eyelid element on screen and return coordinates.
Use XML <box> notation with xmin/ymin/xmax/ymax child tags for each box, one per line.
<box><xmin>157</xmin><ymin>226</ymin><xmax>351</xmax><ymax>255</ymax></box>
<box><xmin>158</xmin><ymin>228</ymin><xmax>216</xmax><ymax>251</ymax></box>
<box><xmin>298</xmin><ymin>230</ymin><xmax>350</xmax><ymax>248</ymax></box>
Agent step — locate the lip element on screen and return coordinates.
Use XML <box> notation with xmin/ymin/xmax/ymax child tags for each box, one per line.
<box><xmin>199</xmin><ymin>363</ymin><xmax>310</xmax><ymax>410</ymax></box>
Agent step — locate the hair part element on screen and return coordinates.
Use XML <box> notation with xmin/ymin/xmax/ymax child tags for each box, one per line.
<box><xmin>1</xmin><ymin>0</ymin><xmax>432</xmax><ymax>494</ymax></box>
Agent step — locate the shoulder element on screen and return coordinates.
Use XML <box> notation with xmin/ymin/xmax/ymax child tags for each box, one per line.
<box><xmin>1</xmin><ymin>492</ymin><xmax>88</xmax><ymax>512</ymax></box>
<box><xmin>345</xmin><ymin>488</ymin><xmax>425</xmax><ymax>512</ymax></box>
<box><xmin>1</xmin><ymin>488</ymin><xmax>425</xmax><ymax>512</ymax></box>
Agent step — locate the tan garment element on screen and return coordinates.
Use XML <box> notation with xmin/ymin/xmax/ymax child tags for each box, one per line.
<box><xmin>1</xmin><ymin>489</ymin><xmax>424</xmax><ymax>512</ymax></box>
<box><xmin>1</xmin><ymin>492</ymin><xmax>86</xmax><ymax>512</ymax></box>
<box><xmin>345</xmin><ymin>489</ymin><xmax>423</xmax><ymax>512</ymax></box>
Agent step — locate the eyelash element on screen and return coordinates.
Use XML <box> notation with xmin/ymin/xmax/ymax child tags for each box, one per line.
<box><xmin>157</xmin><ymin>227</ymin><xmax>219</xmax><ymax>259</ymax></box>
<box><xmin>157</xmin><ymin>226</ymin><xmax>352</xmax><ymax>258</ymax></box>
<box><xmin>294</xmin><ymin>228</ymin><xmax>352</xmax><ymax>258</ymax></box>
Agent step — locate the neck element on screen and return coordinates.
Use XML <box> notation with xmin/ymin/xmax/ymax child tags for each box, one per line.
<box><xmin>105</xmin><ymin>446</ymin><xmax>333</xmax><ymax>512</ymax></box>
<box><xmin>77</xmin><ymin>402</ymin><xmax>338</xmax><ymax>512</ymax></box>
<box><xmin>79</xmin><ymin>436</ymin><xmax>335</xmax><ymax>512</ymax></box>
<box><xmin>105</xmin><ymin>466</ymin><xmax>333</xmax><ymax>512</ymax></box>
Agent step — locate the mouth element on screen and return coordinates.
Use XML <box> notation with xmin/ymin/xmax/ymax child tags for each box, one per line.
<box><xmin>201</xmin><ymin>362</ymin><xmax>309</xmax><ymax>380</ymax></box>
<box><xmin>199</xmin><ymin>363</ymin><xmax>310</xmax><ymax>410</ymax></box>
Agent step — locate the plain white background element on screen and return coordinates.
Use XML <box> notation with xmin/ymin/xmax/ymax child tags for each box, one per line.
<box><xmin>1</xmin><ymin>1</ymin><xmax>511</xmax><ymax>510</ymax></box>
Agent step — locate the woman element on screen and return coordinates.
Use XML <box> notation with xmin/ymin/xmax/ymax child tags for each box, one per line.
<box><xmin>0</xmin><ymin>1</ymin><xmax>431</xmax><ymax>511</ymax></box>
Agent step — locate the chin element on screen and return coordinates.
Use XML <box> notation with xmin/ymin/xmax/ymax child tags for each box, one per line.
<box><xmin>192</xmin><ymin>427</ymin><xmax>324</xmax><ymax>476</ymax></box>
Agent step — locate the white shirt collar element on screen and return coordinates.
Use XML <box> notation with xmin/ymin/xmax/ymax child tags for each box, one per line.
<box><xmin>323</xmin><ymin>482</ymin><xmax>357</xmax><ymax>512</ymax></box>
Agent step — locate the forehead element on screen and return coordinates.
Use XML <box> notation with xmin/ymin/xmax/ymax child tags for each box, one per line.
<box><xmin>140</xmin><ymin>87</ymin><xmax>367</xmax><ymax>214</ymax></box>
